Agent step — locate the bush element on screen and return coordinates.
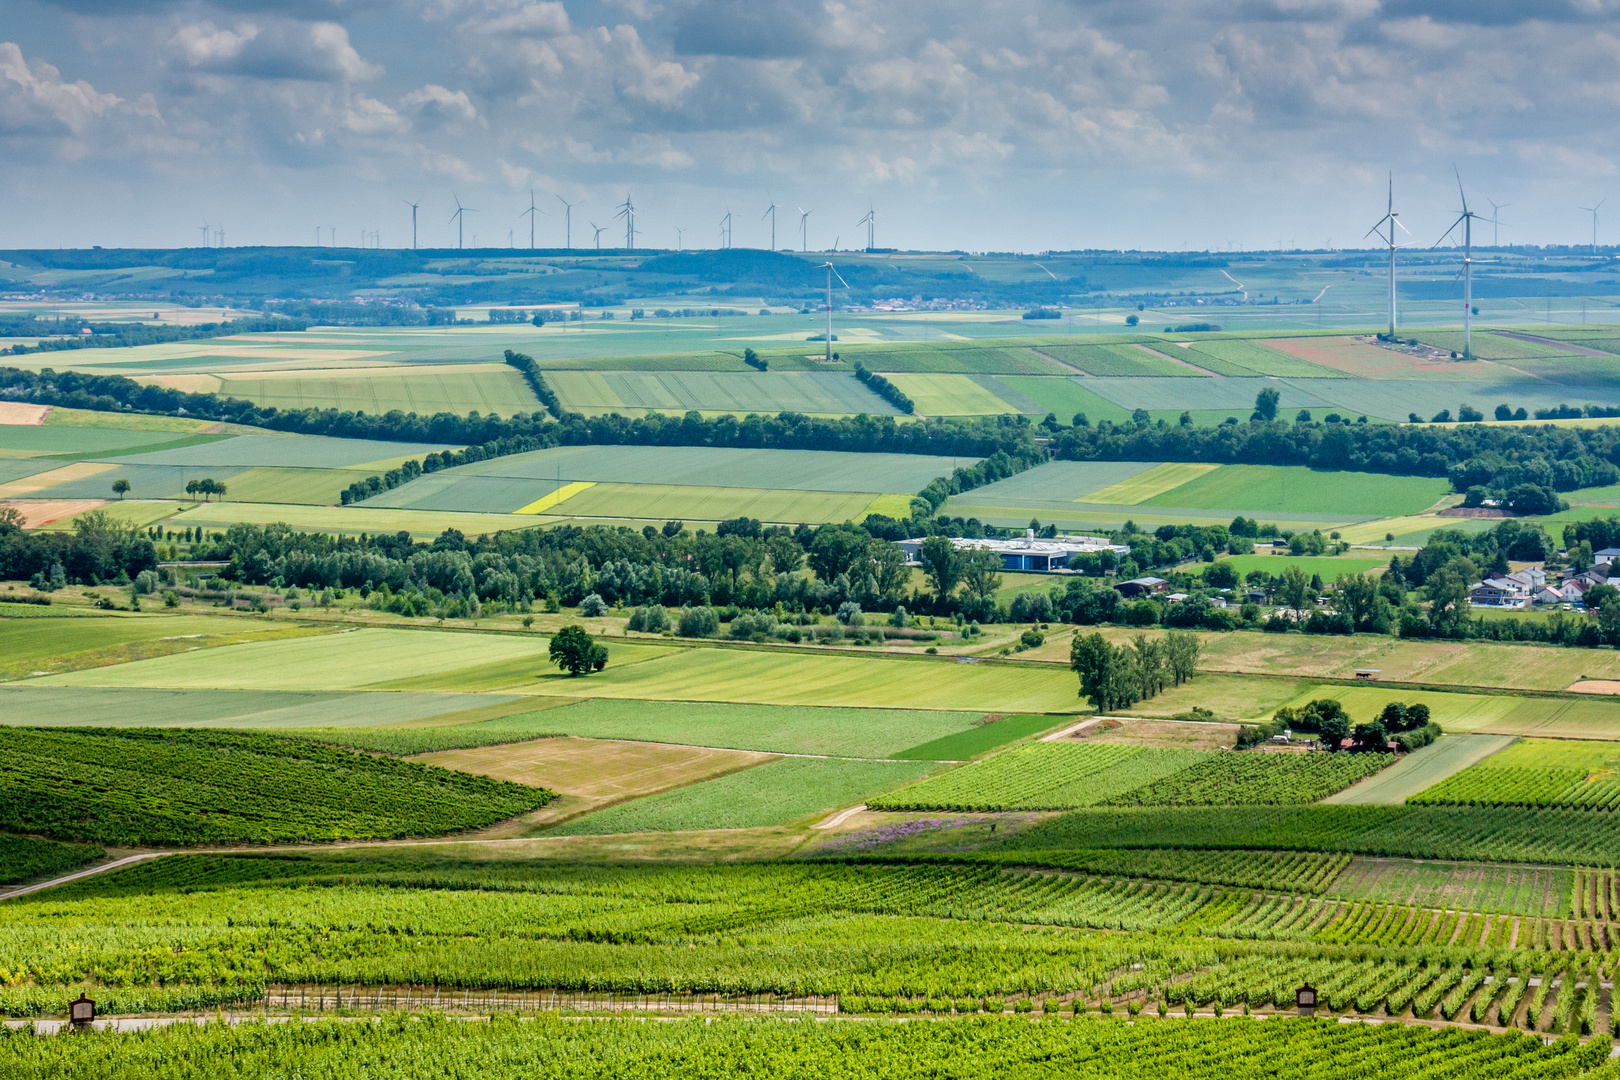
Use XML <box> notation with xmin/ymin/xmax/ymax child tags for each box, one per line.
<box><xmin>728</xmin><ymin>610</ymin><xmax>778</xmax><ymax>640</ymax></box>
<box><xmin>836</xmin><ymin>601</ymin><xmax>865</xmax><ymax>626</ymax></box>
<box><xmin>1019</xmin><ymin>629</ymin><xmax>1045</xmax><ymax>649</ymax></box>
<box><xmin>889</xmin><ymin>605</ymin><xmax>911</xmax><ymax>628</ymax></box>
<box><xmin>133</xmin><ymin>569</ymin><xmax>160</xmax><ymax>595</ymax></box>
<box><xmin>677</xmin><ymin>606</ymin><xmax>720</xmax><ymax>637</ymax></box>
<box><xmin>626</xmin><ymin>604</ymin><xmax>669</xmax><ymax>633</ymax></box>
<box><xmin>578</xmin><ymin>593</ymin><xmax>607</xmax><ymax>617</ymax></box>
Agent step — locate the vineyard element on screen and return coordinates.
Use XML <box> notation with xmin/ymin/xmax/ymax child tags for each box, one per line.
<box><xmin>1410</xmin><ymin>767</ymin><xmax>1620</xmax><ymax>811</ymax></box>
<box><xmin>868</xmin><ymin>744</ymin><xmax>1206</xmax><ymax>812</ymax></box>
<box><xmin>0</xmin><ymin>727</ymin><xmax>554</xmax><ymax>845</ymax></box>
<box><xmin>0</xmin><ymin>836</ymin><xmax>103</xmax><ymax>887</ymax></box>
<box><xmin>993</xmin><ymin>804</ymin><xmax>1620</xmax><ymax>866</ymax></box>
<box><xmin>3</xmin><ymin>1013</ymin><xmax>1612</xmax><ymax>1080</ymax></box>
<box><xmin>6</xmin><ymin>853</ymin><xmax>1620</xmax><ymax>1026</ymax></box>
<box><xmin>1102</xmin><ymin>752</ymin><xmax>1394</xmax><ymax>807</ymax></box>
<box><xmin>866</xmin><ymin>745</ymin><xmax>1390</xmax><ymax>813</ymax></box>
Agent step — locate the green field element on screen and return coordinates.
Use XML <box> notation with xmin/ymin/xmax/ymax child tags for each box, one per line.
<box><xmin>547</xmin><ymin>370</ymin><xmax>897</xmax><ymax>416</ymax></box>
<box><xmin>107</xmin><ymin>433</ymin><xmax>457</xmax><ymax>469</ymax></box>
<box><xmin>1103</xmin><ymin>752</ymin><xmax>1393</xmax><ymax>807</ymax></box>
<box><xmin>1487</xmin><ymin>737</ymin><xmax>1620</xmax><ymax>770</ymax></box>
<box><xmin>209</xmin><ymin>465</ymin><xmax>383</xmax><ymax>505</ymax></box>
<box><xmin>890</xmin><ymin>714</ymin><xmax>1063</xmax><ymax>761</ymax></box>
<box><xmin>1086</xmin><ymin>462</ymin><xmax>1218</xmax><ymax>505</ymax></box>
<box><xmin>1140</xmin><ymin>465</ymin><xmax>1451</xmax><ymax>517</ymax></box>
<box><xmin>0</xmin><ymin>614</ymin><xmax>293</xmax><ymax>683</ymax></box>
<box><xmin>494</xmin><ymin>699</ymin><xmax>992</xmax><ymax>759</ymax></box>
<box><xmin>0</xmin><ymin>726</ymin><xmax>552</xmax><ymax>845</ymax></box>
<box><xmin>1277</xmin><ymin>684</ymin><xmax>1620</xmax><ymax>741</ymax></box>
<box><xmin>990</xmin><ymin>377</ymin><xmax>1136</xmax><ymax>422</ymax></box>
<box><xmin>161</xmin><ymin>500</ymin><xmax>546</xmax><ymax>538</ymax></box>
<box><xmin>1181</xmin><ymin>339</ymin><xmax>1339</xmax><ymax>377</ymax></box>
<box><xmin>1198</xmin><ymin>554</ymin><xmax>1393</xmax><ymax>583</ymax></box>
<box><xmin>1325</xmin><ymin>857</ymin><xmax>1569</xmax><ymax>917</ymax></box>
<box><xmin>947</xmin><ymin>460</ymin><xmax>1160</xmax><ymax>503</ymax></box>
<box><xmin>871</xmin><ymin>743</ymin><xmax>1205</xmax><ymax>811</ymax></box>
<box><xmin>0</xmin><ymin>425</ymin><xmax>228</xmax><ymax>458</ymax></box>
<box><xmin>0</xmin><ymin>686</ymin><xmax>519</xmax><ymax>729</ymax></box>
<box><xmin>27</xmin><ymin>627</ymin><xmax>554</xmax><ymax>691</ymax></box>
<box><xmin>211</xmin><ymin>364</ymin><xmax>541</xmax><ymax>416</ymax></box>
<box><xmin>513</xmin><ymin>648</ymin><xmax>1085</xmax><ymax>712</ymax></box>
<box><xmin>543</xmin><ymin>482</ymin><xmax>893</xmax><ymax>524</ymax></box>
<box><xmin>549</xmin><ymin>757</ymin><xmax>935</xmax><ymax>833</ymax></box>
<box><xmin>1324</xmin><ymin>734</ymin><xmax>1516</xmax><ymax>805</ymax></box>
<box><xmin>1037</xmin><ymin>343</ymin><xmax>1203</xmax><ymax>377</ymax></box>
<box><xmin>840</xmin><ymin>341</ymin><xmax>1069</xmax><ymax>374</ymax></box>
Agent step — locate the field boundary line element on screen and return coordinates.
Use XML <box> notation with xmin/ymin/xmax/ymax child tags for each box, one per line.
<box><xmin>0</xmin><ymin>852</ymin><xmax>172</xmax><ymax>901</ymax></box>
<box><xmin>812</xmin><ymin>805</ymin><xmax>868</xmax><ymax>830</ymax></box>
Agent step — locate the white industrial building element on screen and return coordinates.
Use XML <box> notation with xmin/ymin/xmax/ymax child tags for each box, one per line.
<box><xmin>897</xmin><ymin>531</ymin><xmax>1131</xmax><ymax>572</ymax></box>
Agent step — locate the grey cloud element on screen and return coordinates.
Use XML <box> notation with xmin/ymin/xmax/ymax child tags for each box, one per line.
<box><xmin>670</xmin><ymin>0</ymin><xmax>819</xmax><ymax>57</ymax></box>
<box><xmin>1379</xmin><ymin>0</ymin><xmax>1620</xmax><ymax>24</ymax></box>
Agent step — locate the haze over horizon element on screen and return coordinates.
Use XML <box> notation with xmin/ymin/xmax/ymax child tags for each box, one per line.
<box><xmin>4</xmin><ymin>0</ymin><xmax>1619</xmax><ymax>253</ymax></box>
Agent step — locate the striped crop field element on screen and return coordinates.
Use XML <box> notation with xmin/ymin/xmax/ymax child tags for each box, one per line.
<box><xmin>1176</xmin><ymin>339</ymin><xmax>1341</xmax><ymax>378</ymax></box>
<box><xmin>516</xmin><ymin>481</ymin><xmax>596</xmax><ymax>515</ymax></box>
<box><xmin>546</xmin><ymin>370</ymin><xmax>897</xmax><ymax>415</ymax></box>
<box><xmin>1084</xmin><ymin>462</ymin><xmax>1219</xmax><ymax>505</ymax></box>
<box><xmin>206</xmin><ymin>363</ymin><xmax>541</xmax><ymax>416</ymax></box>
<box><xmin>1036</xmin><ymin>343</ymin><xmax>1206</xmax><ymax>377</ymax></box>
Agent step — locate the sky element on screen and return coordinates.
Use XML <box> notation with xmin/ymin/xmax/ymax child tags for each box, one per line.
<box><xmin>3</xmin><ymin>0</ymin><xmax>1620</xmax><ymax>253</ymax></box>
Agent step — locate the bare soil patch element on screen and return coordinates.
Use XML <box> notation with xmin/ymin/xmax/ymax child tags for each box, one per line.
<box><xmin>1568</xmin><ymin>680</ymin><xmax>1620</xmax><ymax>695</ymax></box>
<box><xmin>1088</xmin><ymin>716</ymin><xmax>1241</xmax><ymax>751</ymax></box>
<box><xmin>0</xmin><ymin>403</ymin><xmax>49</xmax><ymax>426</ymax></box>
<box><xmin>414</xmin><ymin>736</ymin><xmax>776</xmax><ymax>830</ymax></box>
<box><xmin>0</xmin><ymin>499</ymin><xmax>105</xmax><ymax>527</ymax></box>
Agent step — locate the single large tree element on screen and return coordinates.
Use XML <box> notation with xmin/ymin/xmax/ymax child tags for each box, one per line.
<box><xmin>919</xmin><ymin>535</ymin><xmax>961</xmax><ymax>600</ymax></box>
<box><xmin>959</xmin><ymin>547</ymin><xmax>1003</xmax><ymax>605</ymax></box>
<box><xmin>549</xmin><ymin>625</ymin><xmax>607</xmax><ymax>677</ymax></box>
<box><xmin>111</xmin><ymin>479</ymin><xmax>130</xmax><ymax>500</ymax></box>
<box><xmin>1252</xmin><ymin>387</ymin><xmax>1280</xmax><ymax>422</ymax></box>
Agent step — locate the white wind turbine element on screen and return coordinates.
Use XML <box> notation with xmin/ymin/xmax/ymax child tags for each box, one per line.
<box><xmin>1433</xmin><ymin>169</ymin><xmax>1486</xmax><ymax>360</ymax></box>
<box><xmin>1364</xmin><ymin>173</ymin><xmax>1408</xmax><ymax>339</ymax></box>
<box><xmin>1579</xmin><ymin>200</ymin><xmax>1606</xmax><ymax>255</ymax></box>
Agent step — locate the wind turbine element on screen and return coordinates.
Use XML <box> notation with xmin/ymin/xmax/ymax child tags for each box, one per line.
<box><xmin>1364</xmin><ymin>173</ymin><xmax>1408</xmax><ymax>339</ymax></box>
<box><xmin>449</xmin><ymin>194</ymin><xmax>475</xmax><ymax>250</ymax></box>
<box><xmin>1579</xmin><ymin>200</ymin><xmax>1606</xmax><ymax>254</ymax></box>
<box><xmin>720</xmin><ymin>210</ymin><xmax>732</xmax><ymax>249</ymax></box>
<box><xmin>402</xmin><ymin>200</ymin><xmax>419</xmax><ymax>250</ymax></box>
<box><xmin>797</xmin><ymin>207</ymin><xmax>811</xmax><ymax>252</ymax></box>
<box><xmin>199</xmin><ymin>223</ymin><xmax>210</xmax><ymax>248</ymax></box>
<box><xmin>1486</xmin><ymin>198</ymin><xmax>1510</xmax><ymax>247</ymax></box>
<box><xmin>520</xmin><ymin>190</ymin><xmax>545</xmax><ymax>250</ymax></box>
<box><xmin>616</xmin><ymin>193</ymin><xmax>635</xmax><ymax>250</ymax></box>
<box><xmin>763</xmin><ymin>199</ymin><xmax>779</xmax><ymax>250</ymax></box>
<box><xmin>816</xmin><ymin>262</ymin><xmax>850</xmax><ymax>363</ymax></box>
<box><xmin>555</xmin><ymin>195</ymin><xmax>577</xmax><ymax>248</ymax></box>
<box><xmin>675</xmin><ymin>226</ymin><xmax>685</xmax><ymax>252</ymax></box>
<box><xmin>590</xmin><ymin>222</ymin><xmax>606</xmax><ymax>249</ymax></box>
<box><xmin>1434</xmin><ymin>168</ymin><xmax>1486</xmax><ymax>360</ymax></box>
<box><xmin>857</xmin><ymin>206</ymin><xmax>877</xmax><ymax>251</ymax></box>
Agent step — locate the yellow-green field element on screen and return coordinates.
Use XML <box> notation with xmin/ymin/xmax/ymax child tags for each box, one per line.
<box><xmin>159</xmin><ymin>500</ymin><xmax>548</xmax><ymax>538</ymax></box>
<box><xmin>1274</xmin><ymin>684</ymin><xmax>1620</xmax><ymax>740</ymax></box>
<box><xmin>882</xmin><ymin>374</ymin><xmax>1014</xmax><ymax>415</ymax></box>
<box><xmin>545</xmin><ymin>483</ymin><xmax>902</xmax><ymax>524</ymax></box>
<box><xmin>1085</xmin><ymin>462</ymin><xmax>1218</xmax><ymax>504</ymax></box>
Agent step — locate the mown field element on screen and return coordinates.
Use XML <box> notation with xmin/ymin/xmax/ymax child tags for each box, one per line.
<box><xmin>200</xmin><ymin>363</ymin><xmax>541</xmax><ymax>416</ymax></box>
<box><xmin>1138</xmin><ymin>465</ymin><xmax>1451</xmax><ymax>517</ymax></box>
<box><xmin>546</xmin><ymin>370</ymin><xmax>898</xmax><ymax>416</ymax></box>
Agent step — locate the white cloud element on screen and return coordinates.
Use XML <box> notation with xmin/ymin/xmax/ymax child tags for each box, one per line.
<box><xmin>402</xmin><ymin>84</ymin><xmax>481</xmax><ymax>124</ymax></box>
<box><xmin>0</xmin><ymin>41</ymin><xmax>125</xmax><ymax>136</ymax></box>
<box><xmin>169</xmin><ymin>20</ymin><xmax>380</xmax><ymax>83</ymax></box>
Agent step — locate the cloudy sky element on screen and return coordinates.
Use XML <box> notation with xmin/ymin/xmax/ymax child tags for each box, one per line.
<box><xmin>3</xmin><ymin>0</ymin><xmax>1619</xmax><ymax>252</ymax></box>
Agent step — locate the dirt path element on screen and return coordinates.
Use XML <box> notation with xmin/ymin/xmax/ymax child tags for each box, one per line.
<box><xmin>1496</xmin><ymin>330</ymin><xmax>1611</xmax><ymax>357</ymax></box>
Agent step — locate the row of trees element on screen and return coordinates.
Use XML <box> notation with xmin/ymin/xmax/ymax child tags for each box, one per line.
<box><xmin>1242</xmin><ymin>699</ymin><xmax>1441</xmax><ymax>752</ymax></box>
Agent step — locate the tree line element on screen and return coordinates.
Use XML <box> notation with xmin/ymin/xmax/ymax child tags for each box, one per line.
<box><xmin>0</xmin><ymin>316</ymin><xmax>309</xmax><ymax>355</ymax></box>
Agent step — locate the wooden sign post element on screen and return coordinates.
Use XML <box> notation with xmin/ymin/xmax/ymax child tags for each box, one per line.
<box><xmin>69</xmin><ymin>993</ymin><xmax>96</xmax><ymax>1029</ymax></box>
<box><xmin>1295</xmin><ymin>984</ymin><xmax>1317</xmax><ymax>1017</ymax></box>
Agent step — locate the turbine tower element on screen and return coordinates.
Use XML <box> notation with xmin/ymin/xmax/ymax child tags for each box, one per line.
<box><xmin>1579</xmin><ymin>200</ymin><xmax>1606</xmax><ymax>255</ymax></box>
<box><xmin>857</xmin><ymin>206</ymin><xmax>877</xmax><ymax>251</ymax></box>
<box><xmin>675</xmin><ymin>226</ymin><xmax>685</xmax><ymax>252</ymax></box>
<box><xmin>1434</xmin><ymin>169</ymin><xmax>1485</xmax><ymax>360</ymax></box>
<box><xmin>720</xmin><ymin>210</ymin><xmax>732</xmax><ymax>250</ymax></box>
<box><xmin>402</xmin><ymin>200</ymin><xmax>419</xmax><ymax>250</ymax></box>
<box><xmin>449</xmin><ymin>194</ymin><xmax>475</xmax><ymax>250</ymax></box>
<box><xmin>555</xmin><ymin>195</ymin><xmax>577</xmax><ymax>248</ymax></box>
<box><xmin>521</xmin><ymin>190</ymin><xmax>544</xmax><ymax>250</ymax></box>
<box><xmin>616</xmin><ymin>194</ymin><xmax>636</xmax><ymax>251</ymax></box>
<box><xmin>763</xmin><ymin>199</ymin><xmax>779</xmax><ymax>250</ymax></box>
<box><xmin>590</xmin><ymin>222</ymin><xmax>606</xmax><ymax>250</ymax></box>
<box><xmin>797</xmin><ymin>207</ymin><xmax>811</xmax><ymax>252</ymax></box>
<box><xmin>1486</xmin><ymin>198</ymin><xmax>1510</xmax><ymax>247</ymax></box>
<box><xmin>1363</xmin><ymin>173</ymin><xmax>1408</xmax><ymax>339</ymax></box>
<box><xmin>199</xmin><ymin>223</ymin><xmax>210</xmax><ymax>248</ymax></box>
<box><xmin>817</xmin><ymin>262</ymin><xmax>849</xmax><ymax>363</ymax></box>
